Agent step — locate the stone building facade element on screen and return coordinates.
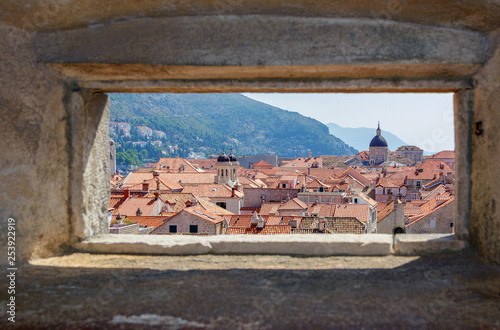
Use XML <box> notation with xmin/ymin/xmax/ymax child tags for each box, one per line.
<box><xmin>369</xmin><ymin>123</ymin><xmax>389</xmax><ymax>166</ymax></box>
<box><xmin>396</xmin><ymin>145</ymin><xmax>424</xmax><ymax>163</ymax></box>
<box><xmin>406</xmin><ymin>199</ymin><xmax>455</xmax><ymax>234</ymax></box>
<box><xmin>377</xmin><ymin>200</ymin><xmax>407</xmax><ymax>234</ymax></box>
<box><xmin>244</xmin><ymin>188</ymin><xmax>300</xmax><ymax>208</ymax></box>
<box><xmin>215</xmin><ymin>150</ymin><xmax>240</xmax><ymax>187</ymax></box>
<box><xmin>152</xmin><ymin>208</ymin><xmax>225</xmax><ymax>235</ymax></box>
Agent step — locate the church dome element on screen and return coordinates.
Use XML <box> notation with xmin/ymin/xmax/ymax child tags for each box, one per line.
<box><xmin>229</xmin><ymin>151</ymin><xmax>237</xmax><ymax>162</ymax></box>
<box><xmin>370</xmin><ymin>135</ymin><xmax>388</xmax><ymax>147</ymax></box>
<box><xmin>369</xmin><ymin>123</ymin><xmax>389</xmax><ymax>148</ymax></box>
<box><xmin>217</xmin><ymin>151</ymin><xmax>230</xmax><ymax>162</ymax></box>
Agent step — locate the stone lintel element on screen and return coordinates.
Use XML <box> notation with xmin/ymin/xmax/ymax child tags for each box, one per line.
<box><xmin>75</xmin><ymin>77</ymin><xmax>470</xmax><ymax>93</ymax></box>
<box><xmin>37</xmin><ymin>16</ymin><xmax>488</xmax><ymax>71</ymax></box>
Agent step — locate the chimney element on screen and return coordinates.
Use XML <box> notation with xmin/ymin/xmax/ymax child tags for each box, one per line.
<box><xmin>153</xmin><ymin>170</ymin><xmax>160</xmax><ymax>177</ymax></box>
<box><xmin>251</xmin><ymin>211</ymin><xmax>259</xmax><ymax>226</ymax></box>
<box><xmin>154</xmin><ymin>191</ymin><xmax>159</xmax><ymax>200</ymax></box>
<box><xmin>309</xmin><ymin>152</ymin><xmax>312</xmax><ymax>158</ymax></box>
<box><xmin>142</xmin><ymin>180</ymin><xmax>150</xmax><ymax>191</ymax></box>
<box><xmin>156</xmin><ymin>178</ymin><xmax>161</xmax><ymax>190</ymax></box>
<box><xmin>231</xmin><ymin>187</ymin><xmax>236</xmax><ymax>197</ymax></box>
<box><xmin>124</xmin><ymin>189</ymin><xmax>130</xmax><ymax>199</ymax></box>
<box><xmin>136</xmin><ymin>208</ymin><xmax>143</xmax><ymax>216</ymax></box>
<box><xmin>257</xmin><ymin>216</ymin><xmax>266</xmax><ymax>229</ymax></box>
<box><xmin>318</xmin><ymin>220</ymin><xmax>325</xmax><ymax>232</ymax></box>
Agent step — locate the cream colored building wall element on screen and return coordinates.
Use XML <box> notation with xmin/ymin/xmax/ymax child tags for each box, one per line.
<box><xmin>153</xmin><ymin>212</ymin><xmax>217</xmax><ymax>235</ymax></box>
<box><xmin>406</xmin><ymin>201</ymin><xmax>455</xmax><ymax>234</ymax></box>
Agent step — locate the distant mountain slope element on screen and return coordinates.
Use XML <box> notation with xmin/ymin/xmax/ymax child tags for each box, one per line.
<box><xmin>109</xmin><ymin>94</ymin><xmax>358</xmax><ymax>157</ymax></box>
<box><xmin>326</xmin><ymin>122</ymin><xmax>408</xmax><ymax>152</ymax></box>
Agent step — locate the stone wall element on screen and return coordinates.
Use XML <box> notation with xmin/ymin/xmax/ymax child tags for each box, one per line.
<box><xmin>378</xmin><ymin>202</ymin><xmax>406</xmax><ymax>234</ymax></box>
<box><xmin>153</xmin><ymin>212</ymin><xmax>217</xmax><ymax>235</ymax></box>
<box><xmin>109</xmin><ymin>224</ymin><xmax>139</xmax><ymax>234</ymax></box>
<box><xmin>469</xmin><ymin>29</ymin><xmax>500</xmax><ymax>263</ymax></box>
<box><xmin>1</xmin><ymin>4</ymin><xmax>500</xmax><ymax>263</ymax></box>
<box><xmin>0</xmin><ymin>23</ymin><xmax>70</xmax><ymax>265</ymax></box>
<box><xmin>406</xmin><ymin>201</ymin><xmax>455</xmax><ymax>234</ymax></box>
<box><xmin>244</xmin><ymin>188</ymin><xmax>300</xmax><ymax>207</ymax></box>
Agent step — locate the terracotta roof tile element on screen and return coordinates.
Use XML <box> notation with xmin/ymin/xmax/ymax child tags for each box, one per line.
<box><xmin>115</xmin><ymin>197</ymin><xmax>164</xmax><ymax>217</ymax></box>
<box><xmin>127</xmin><ymin>216</ymin><xmax>168</xmax><ymax>229</ymax></box>
<box><xmin>406</xmin><ymin>196</ymin><xmax>455</xmax><ymax>227</ymax></box>
<box><xmin>280</xmin><ymin>198</ymin><xmax>308</xmax><ymax>210</ymax></box>
<box><xmin>333</xmin><ymin>204</ymin><xmax>370</xmax><ymax>223</ymax></box>
<box><xmin>225</xmin><ymin>225</ymin><xmax>292</xmax><ymax>235</ymax></box>
<box><xmin>181</xmin><ymin>183</ymin><xmax>243</xmax><ymax>198</ymax></box>
<box><xmin>152</xmin><ymin>157</ymin><xmax>204</xmax><ymax>173</ymax></box>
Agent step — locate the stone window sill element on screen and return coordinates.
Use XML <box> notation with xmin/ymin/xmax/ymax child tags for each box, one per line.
<box><xmin>74</xmin><ymin>234</ymin><xmax>466</xmax><ymax>256</ymax></box>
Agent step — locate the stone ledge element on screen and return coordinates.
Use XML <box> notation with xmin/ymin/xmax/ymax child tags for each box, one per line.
<box><xmin>208</xmin><ymin>234</ymin><xmax>393</xmax><ymax>256</ymax></box>
<box><xmin>394</xmin><ymin>234</ymin><xmax>467</xmax><ymax>255</ymax></box>
<box><xmin>74</xmin><ymin>234</ymin><xmax>212</xmax><ymax>255</ymax></box>
<box><xmin>75</xmin><ymin>234</ymin><xmax>394</xmax><ymax>256</ymax></box>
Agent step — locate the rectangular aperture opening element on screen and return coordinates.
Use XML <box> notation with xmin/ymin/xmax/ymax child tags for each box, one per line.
<box><xmin>106</xmin><ymin>92</ymin><xmax>457</xmax><ymax>239</ymax></box>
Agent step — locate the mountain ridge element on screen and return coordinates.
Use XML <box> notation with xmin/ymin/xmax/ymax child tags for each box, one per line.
<box><xmin>109</xmin><ymin>93</ymin><xmax>358</xmax><ymax>161</ymax></box>
<box><xmin>326</xmin><ymin>122</ymin><xmax>408</xmax><ymax>152</ymax></box>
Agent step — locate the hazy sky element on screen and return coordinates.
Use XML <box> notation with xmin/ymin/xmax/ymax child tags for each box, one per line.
<box><xmin>243</xmin><ymin>93</ymin><xmax>455</xmax><ymax>153</ymax></box>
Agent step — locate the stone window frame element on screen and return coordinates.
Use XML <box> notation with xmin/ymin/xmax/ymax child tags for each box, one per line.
<box><xmin>71</xmin><ymin>87</ymin><xmax>467</xmax><ymax>257</ymax></box>
<box><xmin>38</xmin><ymin>15</ymin><xmax>480</xmax><ymax>257</ymax></box>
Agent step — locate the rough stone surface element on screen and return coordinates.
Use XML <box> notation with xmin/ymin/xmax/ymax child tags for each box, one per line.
<box><xmin>2</xmin><ymin>0</ymin><xmax>500</xmax><ymax>33</ymax></box>
<box><xmin>394</xmin><ymin>234</ymin><xmax>467</xmax><ymax>256</ymax></box>
<box><xmin>209</xmin><ymin>234</ymin><xmax>393</xmax><ymax>256</ymax></box>
<box><xmin>454</xmin><ymin>89</ymin><xmax>473</xmax><ymax>240</ymax></box>
<box><xmin>0</xmin><ymin>23</ymin><xmax>70</xmax><ymax>265</ymax></box>
<box><xmin>470</xmin><ymin>29</ymin><xmax>500</xmax><ymax>264</ymax></box>
<box><xmin>68</xmin><ymin>90</ymin><xmax>110</xmax><ymax>241</ymax></box>
<box><xmin>0</xmin><ymin>0</ymin><xmax>499</xmax><ymax>267</ymax></box>
<box><xmin>75</xmin><ymin>235</ymin><xmax>212</xmax><ymax>255</ymax></box>
<box><xmin>0</xmin><ymin>252</ymin><xmax>498</xmax><ymax>328</ymax></box>
<box><xmin>75</xmin><ymin>234</ymin><xmax>394</xmax><ymax>256</ymax></box>
<box><xmin>37</xmin><ymin>16</ymin><xmax>488</xmax><ymax>71</ymax></box>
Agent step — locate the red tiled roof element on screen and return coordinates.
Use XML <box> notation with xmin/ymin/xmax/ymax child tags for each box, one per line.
<box><xmin>181</xmin><ymin>183</ymin><xmax>243</xmax><ymax>198</ymax></box>
<box><xmin>376</xmin><ymin>177</ymin><xmax>405</xmax><ymax>188</ymax></box>
<box><xmin>377</xmin><ymin>201</ymin><xmax>394</xmax><ymax>222</ymax></box>
<box><xmin>430</xmin><ymin>150</ymin><xmax>455</xmax><ymax>159</ymax></box>
<box><xmin>225</xmin><ymin>225</ymin><xmax>292</xmax><ymax>235</ymax></box>
<box><xmin>280</xmin><ymin>157</ymin><xmax>323</xmax><ymax>168</ymax></box>
<box><xmin>406</xmin><ymin>196</ymin><xmax>455</xmax><ymax>227</ymax></box>
<box><xmin>109</xmin><ymin>197</ymin><xmax>127</xmax><ymax>215</ymax></box>
<box><xmin>307</xmin><ymin>179</ymin><xmax>331</xmax><ymax>189</ymax></box>
<box><xmin>186</xmin><ymin>158</ymin><xmax>217</xmax><ymax>170</ymax></box>
<box><xmin>333</xmin><ymin>204</ymin><xmax>370</xmax><ymax>223</ymax></box>
<box><xmin>163</xmin><ymin>206</ymin><xmax>225</xmax><ymax>225</ymax></box>
<box><xmin>260</xmin><ymin>203</ymin><xmax>281</xmax><ymax>215</ymax></box>
<box><xmin>280</xmin><ymin>198</ymin><xmax>308</xmax><ymax>210</ymax></box>
<box><xmin>162</xmin><ymin>173</ymin><xmax>217</xmax><ymax>184</ymax></box>
<box><xmin>404</xmin><ymin>205</ymin><xmax>423</xmax><ymax>217</ymax></box>
<box><xmin>306</xmin><ymin>203</ymin><xmax>335</xmax><ymax>217</ymax></box>
<box><xmin>127</xmin><ymin>216</ymin><xmax>168</xmax><ymax>229</ymax></box>
<box><xmin>252</xmin><ymin>160</ymin><xmax>273</xmax><ymax>168</ymax></box>
<box><xmin>337</xmin><ymin>168</ymin><xmax>371</xmax><ymax>187</ymax></box>
<box><xmin>152</xmin><ymin>157</ymin><xmax>204</xmax><ymax>172</ymax></box>
<box><xmin>115</xmin><ymin>197</ymin><xmax>163</xmax><ymax>217</ymax></box>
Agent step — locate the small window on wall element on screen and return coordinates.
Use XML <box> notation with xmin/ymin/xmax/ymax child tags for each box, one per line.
<box><xmin>169</xmin><ymin>225</ymin><xmax>177</xmax><ymax>233</ymax></box>
<box><xmin>189</xmin><ymin>225</ymin><xmax>198</xmax><ymax>233</ymax></box>
<box><xmin>216</xmin><ymin>202</ymin><xmax>227</xmax><ymax>209</ymax></box>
